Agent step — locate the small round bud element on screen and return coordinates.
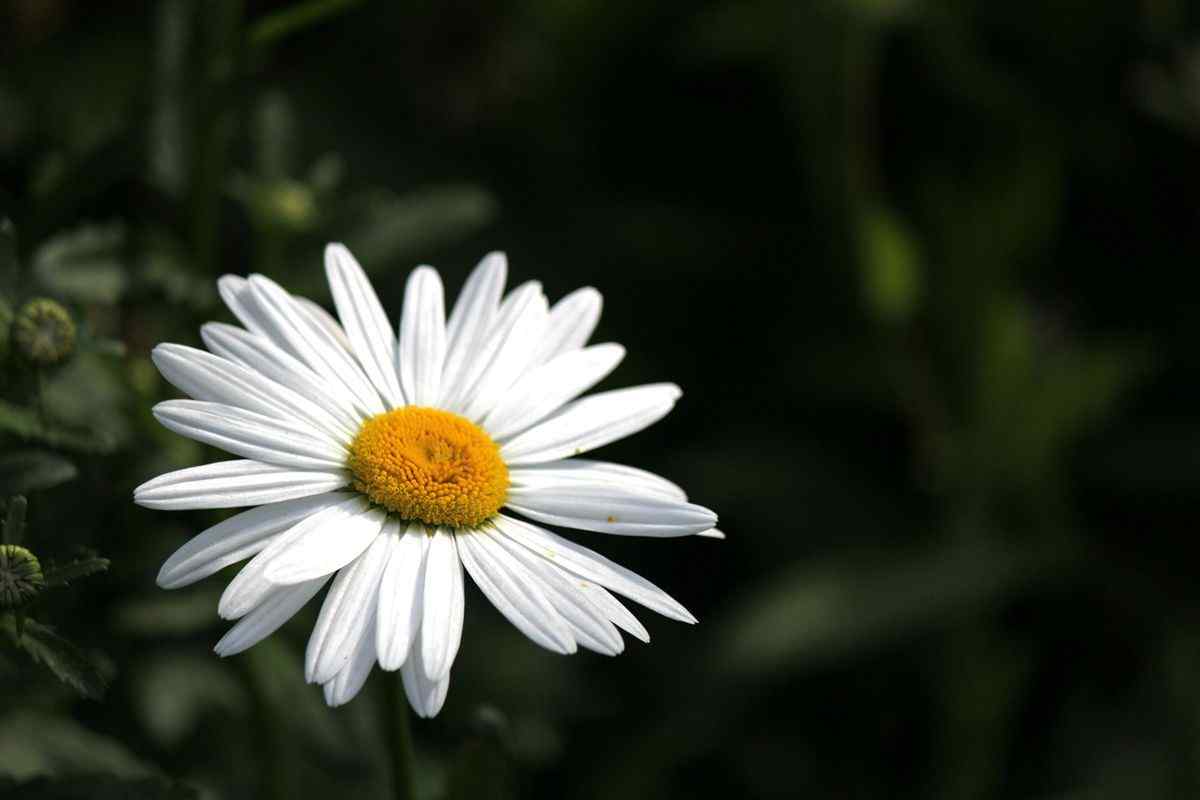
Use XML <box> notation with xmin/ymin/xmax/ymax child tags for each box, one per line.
<box><xmin>0</xmin><ymin>544</ymin><xmax>44</xmax><ymax>609</ymax></box>
<box><xmin>12</xmin><ymin>298</ymin><xmax>75</xmax><ymax>366</ymax></box>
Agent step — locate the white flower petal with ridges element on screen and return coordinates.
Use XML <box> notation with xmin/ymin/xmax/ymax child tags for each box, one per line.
<box><xmin>529</xmin><ymin>286</ymin><xmax>602</xmax><ymax>366</ymax></box>
<box><xmin>397</xmin><ymin>266</ymin><xmax>446</xmax><ymax>407</ymax></box>
<box><xmin>156</xmin><ymin>492</ymin><xmax>352</xmax><ymax>589</ymax></box>
<box><xmin>306</xmin><ymin>533</ymin><xmax>390</xmax><ymax>684</ymax></box>
<box><xmin>500</xmin><ymin>383</ymin><xmax>682</xmax><ymax>465</ymax></box>
<box><xmin>246</xmin><ymin>274</ymin><xmax>386</xmax><ymax>417</ymax></box>
<box><xmin>326</xmin><ymin>243</ymin><xmax>404</xmax><ymax>406</ymax></box>
<box><xmin>376</xmin><ymin>521</ymin><xmax>428</xmax><ymax>671</ymax></box>
<box><xmin>401</xmin><ymin>626</ymin><xmax>450</xmax><ymax>718</ymax></box>
<box><xmin>135</xmin><ymin>460</ymin><xmax>349</xmax><ymax>511</ymax></box>
<box><xmin>323</xmin><ymin>609</ymin><xmax>378</xmax><ymax>707</ymax></box>
<box><xmin>509</xmin><ymin>458</ymin><xmax>686</xmax><ymax>500</ymax></box>
<box><xmin>506</xmin><ymin>484</ymin><xmax>716</xmax><ymax>537</ymax></box>
<box><xmin>459</xmin><ymin>286</ymin><xmax>548</xmax><ymax>421</ymax></box>
<box><xmin>483</xmin><ymin>344</ymin><xmax>625</xmax><ymax>441</ymax></box>
<box><xmin>420</xmin><ymin>528</ymin><xmax>465</xmax><ymax>680</ymax></box>
<box><xmin>153</xmin><ymin>343</ymin><xmax>354</xmax><ymax>446</ymax></box>
<box><xmin>263</xmin><ymin>503</ymin><xmax>387</xmax><ymax>585</ymax></box>
<box><xmin>218</xmin><ymin>496</ymin><xmax>368</xmax><ymax>618</ymax></box>
<box><xmin>200</xmin><ymin>322</ymin><xmax>363</xmax><ymax>432</ymax></box>
<box><xmin>442</xmin><ymin>280</ymin><xmax>542</xmax><ymax>415</ymax></box>
<box><xmin>493</xmin><ymin>514</ymin><xmax>696</xmax><ymax>623</ymax></box>
<box><xmin>215</xmin><ymin>577</ymin><xmax>328</xmax><ymax>657</ymax></box>
<box><xmin>457</xmin><ymin>530</ymin><xmax>575</xmax><ymax>654</ymax></box>
<box><xmin>494</xmin><ymin>533</ymin><xmax>622</xmax><ymax>655</ymax></box>
<box><xmin>442</xmin><ymin>252</ymin><xmax>506</xmax><ymax>404</ymax></box>
<box><xmin>154</xmin><ymin>400</ymin><xmax>347</xmax><ymax>471</ymax></box>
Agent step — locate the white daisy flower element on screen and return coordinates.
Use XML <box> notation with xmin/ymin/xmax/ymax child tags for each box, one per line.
<box><xmin>135</xmin><ymin>245</ymin><xmax>720</xmax><ymax>715</ymax></box>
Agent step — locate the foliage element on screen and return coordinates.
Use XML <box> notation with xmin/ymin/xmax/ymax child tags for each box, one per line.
<box><xmin>1</xmin><ymin>0</ymin><xmax>1197</xmax><ymax>798</ymax></box>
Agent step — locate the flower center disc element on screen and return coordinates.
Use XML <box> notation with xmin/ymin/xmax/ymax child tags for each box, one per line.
<box><xmin>348</xmin><ymin>406</ymin><xmax>508</xmax><ymax>528</ymax></box>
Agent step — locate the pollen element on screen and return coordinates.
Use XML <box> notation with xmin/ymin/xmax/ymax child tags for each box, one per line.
<box><xmin>347</xmin><ymin>406</ymin><xmax>508</xmax><ymax>528</ymax></box>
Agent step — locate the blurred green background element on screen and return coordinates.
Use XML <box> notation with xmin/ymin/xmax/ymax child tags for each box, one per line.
<box><xmin>2</xmin><ymin>0</ymin><xmax>1199</xmax><ymax>798</ymax></box>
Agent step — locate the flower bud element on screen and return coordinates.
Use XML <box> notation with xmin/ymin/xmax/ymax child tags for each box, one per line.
<box><xmin>0</xmin><ymin>544</ymin><xmax>44</xmax><ymax>609</ymax></box>
<box><xmin>12</xmin><ymin>298</ymin><xmax>75</xmax><ymax>366</ymax></box>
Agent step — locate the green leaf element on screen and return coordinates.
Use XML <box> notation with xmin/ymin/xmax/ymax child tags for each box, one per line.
<box><xmin>713</xmin><ymin>539</ymin><xmax>1081</xmax><ymax>679</ymax></box>
<box><xmin>0</xmin><ymin>710</ymin><xmax>153</xmax><ymax>780</ymax></box>
<box><xmin>133</xmin><ymin>653</ymin><xmax>248</xmax><ymax>747</ymax></box>
<box><xmin>42</xmin><ymin>555</ymin><xmax>110</xmax><ymax>588</ymax></box>
<box><xmin>341</xmin><ymin>185</ymin><xmax>498</xmax><ymax>271</ymax></box>
<box><xmin>31</xmin><ymin>223</ymin><xmax>128</xmax><ymax>304</ymax></box>
<box><xmin>859</xmin><ymin>206</ymin><xmax>923</xmax><ymax>324</ymax></box>
<box><xmin>112</xmin><ymin>588</ymin><xmax>223</xmax><ymax>637</ymax></box>
<box><xmin>0</xmin><ymin>399</ymin><xmax>117</xmax><ymax>453</ymax></box>
<box><xmin>3</xmin><ymin>617</ymin><xmax>108</xmax><ymax>699</ymax></box>
<box><xmin>249</xmin><ymin>0</ymin><xmax>365</xmax><ymax>49</ymax></box>
<box><xmin>0</xmin><ymin>451</ymin><xmax>78</xmax><ymax>495</ymax></box>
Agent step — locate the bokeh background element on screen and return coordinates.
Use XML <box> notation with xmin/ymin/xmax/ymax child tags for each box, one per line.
<box><xmin>2</xmin><ymin>1</ymin><xmax>1199</xmax><ymax>798</ymax></box>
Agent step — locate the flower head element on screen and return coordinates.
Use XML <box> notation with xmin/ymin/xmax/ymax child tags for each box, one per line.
<box><xmin>12</xmin><ymin>298</ymin><xmax>75</xmax><ymax>366</ymax></box>
<box><xmin>135</xmin><ymin>245</ymin><xmax>720</xmax><ymax>714</ymax></box>
<box><xmin>0</xmin><ymin>544</ymin><xmax>44</xmax><ymax>609</ymax></box>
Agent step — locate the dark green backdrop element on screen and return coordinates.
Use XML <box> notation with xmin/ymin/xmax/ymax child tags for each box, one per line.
<box><xmin>2</xmin><ymin>1</ymin><xmax>1199</xmax><ymax>798</ymax></box>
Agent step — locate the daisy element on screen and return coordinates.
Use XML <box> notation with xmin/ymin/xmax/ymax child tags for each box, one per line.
<box><xmin>134</xmin><ymin>245</ymin><xmax>720</xmax><ymax>715</ymax></box>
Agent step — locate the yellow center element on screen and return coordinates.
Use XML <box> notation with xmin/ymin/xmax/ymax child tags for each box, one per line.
<box><xmin>347</xmin><ymin>406</ymin><xmax>508</xmax><ymax>528</ymax></box>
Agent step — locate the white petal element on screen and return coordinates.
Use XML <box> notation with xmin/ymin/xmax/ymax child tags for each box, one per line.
<box><xmin>263</xmin><ymin>503</ymin><xmax>386</xmax><ymax>585</ymax></box>
<box><xmin>505</xmin><ymin>484</ymin><xmax>716</xmax><ymax>537</ymax></box>
<box><xmin>397</xmin><ymin>266</ymin><xmax>446</xmax><ymax>407</ymax></box>
<box><xmin>245</xmin><ymin>274</ymin><xmax>386</xmax><ymax>417</ymax></box>
<box><xmin>493</xmin><ymin>534</ymin><xmax>622</xmax><ymax>655</ymax></box>
<box><xmin>323</xmin><ymin>608</ymin><xmax>378</xmax><ymax>707</ymax></box>
<box><xmin>400</xmin><ymin>626</ymin><xmax>451</xmax><ymax>718</ymax></box>
<box><xmin>153</xmin><ymin>344</ymin><xmax>354</xmax><ymax>445</ymax></box>
<box><xmin>306</xmin><ymin>534</ymin><xmax>390</xmax><ymax>684</ymax></box>
<box><xmin>500</xmin><ymin>383</ymin><xmax>682</xmax><ymax>466</ymax></box>
<box><xmin>376</xmin><ymin>522</ymin><xmax>429</xmax><ymax>671</ymax></box>
<box><xmin>135</xmin><ymin>459</ymin><xmax>349</xmax><ymax>511</ymax></box>
<box><xmin>294</xmin><ymin>297</ymin><xmax>353</xmax><ymax>353</ymax></box>
<box><xmin>156</xmin><ymin>491</ymin><xmax>351</xmax><ymax>589</ymax></box>
<box><xmin>529</xmin><ymin>287</ymin><xmax>602</xmax><ymax>366</ymax></box>
<box><xmin>456</xmin><ymin>531</ymin><xmax>575</xmax><ymax>654</ymax></box>
<box><xmin>578</xmin><ymin>583</ymin><xmax>649</xmax><ymax>643</ymax></box>
<box><xmin>201</xmin><ymin>322</ymin><xmax>364</xmax><ymax>430</ymax></box>
<box><xmin>697</xmin><ymin>528</ymin><xmax>725</xmax><ymax>539</ymax></box>
<box><xmin>482</xmin><ymin>344</ymin><xmax>625</xmax><ymax>441</ymax></box>
<box><xmin>325</xmin><ymin>243</ymin><xmax>404</xmax><ymax>406</ymax></box>
<box><xmin>441</xmin><ymin>280</ymin><xmax>541</xmax><ymax>415</ymax></box>
<box><xmin>153</xmin><ymin>400</ymin><xmax>347</xmax><ymax>471</ymax></box>
<box><xmin>218</xmin><ymin>496</ymin><xmax>368</xmax><ymax>618</ymax></box>
<box><xmin>509</xmin><ymin>459</ymin><xmax>686</xmax><ymax>501</ymax></box>
<box><xmin>217</xmin><ymin>275</ymin><xmax>265</xmax><ymax>336</ymax></box>
<box><xmin>214</xmin><ymin>577</ymin><xmax>327</xmax><ymax>657</ymax></box>
<box><xmin>420</xmin><ymin>528</ymin><xmax>465</xmax><ymax>680</ymax></box>
<box><xmin>493</xmin><ymin>514</ymin><xmax>696</xmax><ymax>624</ymax></box>
<box><xmin>442</xmin><ymin>252</ymin><xmax>507</xmax><ymax>399</ymax></box>
<box><xmin>458</xmin><ymin>285</ymin><xmax>548</xmax><ymax>421</ymax></box>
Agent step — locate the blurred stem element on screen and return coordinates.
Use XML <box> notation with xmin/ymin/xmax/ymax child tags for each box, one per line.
<box><xmin>385</xmin><ymin>673</ymin><xmax>418</xmax><ymax>800</ymax></box>
<box><xmin>240</xmin><ymin>659</ymin><xmax>288</xmax><ymax>800</ymax></box>
<box><xmin>191</xmin><ymin>0</ymin><xmax>244</xmax><ymax>275</ymax></box>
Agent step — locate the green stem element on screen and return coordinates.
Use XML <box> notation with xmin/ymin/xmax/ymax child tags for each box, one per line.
<box><xmin>385</xmin><ymin>673</ymin><xmax>418</xmax><ymax>800</ymax></box>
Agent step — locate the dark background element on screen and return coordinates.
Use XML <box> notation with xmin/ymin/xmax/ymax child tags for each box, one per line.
<box><xmin>2</xmin><ymin>1</ymin><xmax>1199</xmax><ymax>798</ymax></box>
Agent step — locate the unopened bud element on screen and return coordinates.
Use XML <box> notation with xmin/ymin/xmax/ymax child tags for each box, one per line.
<box><xmin>0</xmin><ymin>544</ymin><xmax>44</xmax><ymax>608</ymax></box>
<box><xmin>12</xmin><ymin>298</ymin><xmax>75</xmax><ymax>365</ymax></box>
